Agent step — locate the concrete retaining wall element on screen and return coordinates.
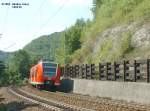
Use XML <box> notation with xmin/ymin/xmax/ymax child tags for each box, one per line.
<box><xmin>72</xmin><ymin>79</ymin><xmax>150</xmax><ymax>104</ymax></box>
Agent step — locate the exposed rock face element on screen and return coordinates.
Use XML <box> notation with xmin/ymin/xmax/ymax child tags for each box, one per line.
<box><xmin>131</xmin><ymin>24</ymin><xmax>150</xmax><ymax>48</ymax></box>
<box><xmin>93</xmin><ymin>22</ymin><xmax>139</xmax><ymax>55</ymax></box>
<box><xmin>91</xmin><ymin>21</ymin><xmax>150</xmax><ymax>63</ymax></box>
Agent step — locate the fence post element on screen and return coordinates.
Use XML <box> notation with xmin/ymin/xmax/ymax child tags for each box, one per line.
<box><xmin>91</xmin><ymin>64</ymin><xmax>95</xmax><ymax>79</ymax></box>
<box><xmin>114</xmin><ymin>62</ymin><xmax>116</xmax><ymax>81</ymax></box>
<box><xmin>99</xmin><ymin>63</ymin><xmax>101</xmax><ymax>80</ymax></box>
<box><xmin>106</xmin><ymin>62</ymin><xmax>109</xmax><ymax>80</ymax></box>
<box><xmin>81</xmin><ymin>64</ymin><xmax>85</xmax><ymax>79</ymax></box>
<box><xmin>69</xmin><ymin>66</ymin><xmax>71</xmax><ymax>77</ymax></box>
<box><xmin>147</xmin><ymin>59</ymin><xmax>150</xmax><ymax>83</ymax></box>
<box><xmin>134</xmin><ymin>60</ymin><xmax>137</xmax><ymax>82</ymax></box>
<box><xmin>123</xmin><ymin>60</ymin><xmax>126</xmax><ymax>81</ymax></box>
<box><xmin>72</xmin><ymin>65</ymin><xmax>75</xmax><ymax>78</ymax></box>
<box><xmin>70</xmin><ymin>66</ymin><xmax>73</xmax><ymax>77</ymax></box>
<box><xmin>86</xmin><ymin>64</ymin><xmax>88</xmax><ymax>79</ymax></box>
<box><xmin>75</xmin><ymin>65</ymin><xmax>79</xmax><ymax>78</ymax></box>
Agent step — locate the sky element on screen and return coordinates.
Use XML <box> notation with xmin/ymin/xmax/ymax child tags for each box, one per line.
<box><xmin>0</xmin><ymin>0</ymin><xmax>93</xmax><ymax>52</ymax></box>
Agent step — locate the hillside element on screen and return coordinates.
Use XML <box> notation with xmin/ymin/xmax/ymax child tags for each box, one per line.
<box><xmin>0</xmin><ymin>51</ymin><xmax>10</xmax><ymax>62</ymax></box>
<box><xmin>24</xmin><ymin>32</ymin><xmax>62</xmax><ymax>61</ymax></box>
<box><xmin>22</xmin><ymin>0</ymin><xmax>150</xmax><ymax>65</ymax></box>
<box><xmin>70</xmin><ymin>0</ymin><xmax>150</xmax><ymax>64</ymax></box>
<box><xmin>1</xmin><ymin>0</ymin><xmax>150</xmax><ymax>85</ymax></box>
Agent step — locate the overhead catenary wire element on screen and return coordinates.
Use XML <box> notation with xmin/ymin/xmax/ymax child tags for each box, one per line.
<box><xmin>1</xmin><ymin>0</ymin><xmax>69</xmax><ymax>52</ymax></box>
<box><xmin>33</xmin><ymin>0</ymin><xmax>46</xmax><ymax>25</ymax></box>
<box><xmin>0</xmin><ymin>0</ymin><xmax>46</xmax><ymax>52</ymax></box>
<box><xmin>34</xmin><ymin>0</ymin><xmax>47</xmax><ymax>16</ymax></box>
<box><xmin>25</xmin><ymin>0</ymin><xmax>47</xmax><ymax>31</ymax></box>
<box><xmin>3</xmin><ymin>43</ymin><xmax>16</xmax><ymax>50</ymax></box>
<box><xmin>32</xmin><ymin>0</ymin><xmax>70</xmax><ymax>38</ymax></box>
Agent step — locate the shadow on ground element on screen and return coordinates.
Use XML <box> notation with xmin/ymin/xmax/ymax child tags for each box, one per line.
<box><xmin>35</xmin><ymin>78</ymin><xmax>74</xmax><ymax>93</ymax></box>
<box><xmin>57</xmin><ymin>78</ymin><xmax>74</xmax><ymax>93</ymax></box>
<box><xmin>0</xmin><ymin>100</ymin><xmax>39</xmax><ymax>111</ymax></box>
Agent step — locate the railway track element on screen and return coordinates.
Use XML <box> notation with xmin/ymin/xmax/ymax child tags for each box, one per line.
<box><xmin>8</xmin><ymin>86</ymin><xmax>94</xmax><ymax>111</ymax></box>
<box><xmin>22</xmin><ymin>85</ymin><xmax>150</xmax><ymax>111</ymax></box>
<box><xmin>40</xmin><ymin>91</ymin><xmax>150</xmax><ymax>111</ymax></box>
<box><xmin>54</xmin><ymin>91</ymin><xmax>150</xmax><ymax>111</ymax></box>
<box><xmin>8</xmin><ymin>85</ymin><xmax>150</xmax><ymax>111</ymax></box>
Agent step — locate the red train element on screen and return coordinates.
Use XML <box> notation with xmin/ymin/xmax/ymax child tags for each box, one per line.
<box><xmin>29</xmin><ymin>61</ymin><xmax>61</xmax><ymax>89</ymax></box>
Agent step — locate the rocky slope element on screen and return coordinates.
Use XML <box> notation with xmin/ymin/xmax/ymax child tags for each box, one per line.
<box><xmin>72</xmin><ymin>20</ymin><xmax>150</xmax><ymax>64</ymax></box>
<box><xmin>92</xmin><ymin>21</ymin><xmax>150</xmax><ymax>64</ymax></box>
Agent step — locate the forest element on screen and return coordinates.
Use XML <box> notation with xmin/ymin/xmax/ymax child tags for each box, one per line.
<box><xmin>0</xmin><ymin>0</ymin><xmax>150</xmax><ymax>85</ymax></box>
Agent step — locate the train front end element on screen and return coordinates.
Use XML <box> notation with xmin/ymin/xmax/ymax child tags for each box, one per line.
<box><xmin>30</xmin><ymin>61</ymin><xmax>61</xmax><ymax>89</ymax></box>
<box><xmin>42</xmin><ymin>61</ymin><xmax>61</xmax><ymax>86</ymax></box>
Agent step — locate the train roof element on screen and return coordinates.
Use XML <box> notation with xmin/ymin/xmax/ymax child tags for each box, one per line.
<box><xmin>38</xmin><ymin>60</ymin><xmax>58</xmax><ymax>64</ymax></box>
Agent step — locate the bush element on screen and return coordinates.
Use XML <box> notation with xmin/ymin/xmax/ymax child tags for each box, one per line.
<box><xmin>71</xmin><ymin>0</ymin><xmax>150</xmax><ymax>64</ymax></box>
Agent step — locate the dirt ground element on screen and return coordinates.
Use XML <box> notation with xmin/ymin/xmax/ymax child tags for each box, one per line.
<box><xmin>0</xmin><ymin>87</ymin><xmax>45</xmax><ymax>111</ymax></box>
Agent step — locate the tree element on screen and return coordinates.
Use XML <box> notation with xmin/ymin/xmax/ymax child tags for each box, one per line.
<box><xmin>9</xmin><ymin>50</ymin><xmax>32</xmax><ymax>79</ymax></box>
<box><xmin>0</xmin><ymin>61</ymin><xmax>6</xmax><ymax>86</ymax></box>
<box><xmin>91</xmin><ymin>0</ymin><xmax>103</xmax><ymax>18</ymax></box>
<box><xmin>0</xmin><ymin>61</ymin><xmax>5</xmax><ymax>74</ymax></box>
<box><xmin>65</xmin><ymin>19</ymin><xmax>86</xmax><ymax>54</ymax></box>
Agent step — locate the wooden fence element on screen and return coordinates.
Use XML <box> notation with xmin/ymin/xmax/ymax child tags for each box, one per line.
<box><xmin>61</xmin><ymin>59</ymin><xmax>150</xmax><ymax>82</ymax></box>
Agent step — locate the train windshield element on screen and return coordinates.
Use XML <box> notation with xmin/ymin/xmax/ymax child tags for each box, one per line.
<box><xmin>43</xmin><ymin>62</ymin><xmax>57</xmax><ymax>77</ymax></box>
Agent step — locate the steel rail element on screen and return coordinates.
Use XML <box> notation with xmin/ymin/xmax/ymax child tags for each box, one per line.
<box><xmin>8</xmin><ymin>86</ymin><xmax>94</xmax><ymax>111</ymax></box>
<box><xmin>42</xmin><ymin>90</ymin><xmax>150</xmax><ymax>111</ymax></box>
<box><xmin>19</xmin><ymin>88</ymin><xmax>94</xmax><ymax>111</ymax></box>
<box><xmin>8</xmin><ymin>87</ymin><xmax>63</xmax><ymax>111</ymax></box>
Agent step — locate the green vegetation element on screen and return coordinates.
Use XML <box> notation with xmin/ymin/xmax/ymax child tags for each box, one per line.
<box><xmin>72</xmin><ymin>0</ymin><xmax>150</xmax><ymax>64</ymax></box>
<box><xmin>0</xmin><ymin>51</ymin><xmax>9</xmax><ymax>62</ymax></box>
<box><xmin>24</xmin><ymin>32</ymin><xmax>62</xmax><ymax>61</ymax></box>
<box><xmin>94</xmin><ymin>37</ymin><xmax>113</xmax><ymax>64</ymax></box>
<box><xmin>120</xmin><ymin>31</ymin><xmax>133</xmax><ymax>56</ymax></box>
<box><xmin>93</xmin><ymin>31</ymin><xmax>133</xmax><ymax>64</ymax></box>
<box><xmin>90</xmin><ymin>0</ymin><xmax>150</xmax><ymax>35</ymax></box>
<box><xmin>0</xmin><ymin>50</ymin><xmax>32</xmax><ymax>86</ymax></box>
<box><xmin>55</xmin><ymin>19</ymin><xmax>87</xmax><ymax>64</ymax></box>
<box><xmin>1</xmin><ymin>0</ymin><xmax>150</xmax><ymax>85</ymax></box>
<box><xmin>8</xmin><ymin>50</ymin><xmax>31</xmax><ymax>79</ymax></box>
<box><xmin>23</xmin><ymin>0</ymin><xmax>150</xmax><ymax>65</ymax></box>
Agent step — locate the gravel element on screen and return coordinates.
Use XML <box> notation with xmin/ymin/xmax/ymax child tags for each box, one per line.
<box><xmin>0</xmin><ymin>87</ymin><xmax>45</xmax><ymax>111</ymax></box>
<box><xmin>21</xmin><ymin>85</ymin><xmax>150</xmax><ymax>111</ymax></box>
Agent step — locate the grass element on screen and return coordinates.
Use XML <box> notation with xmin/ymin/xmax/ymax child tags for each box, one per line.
<box><xmin>72</xmin><ymin>0</ymin><xmax>150</xmax><ymax>64</ymax></box>
<box><xmin>94</xmin><ymin>37</ymin><xmax>113</xmax><ymax>64</ymax></box>
<box><xmin>91</xmin><ymin>31</ymin><xmax>133</xmax><ymax>65</ymax></box>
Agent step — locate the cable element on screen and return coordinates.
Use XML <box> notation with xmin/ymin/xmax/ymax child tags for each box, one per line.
<box><xmin>34</xmin><ymin>0</ymin><xmax>46</xmax><ymax>16</ymax></box>
<box><xmin>32</xmin><ymin>0</ymin><xmax>70</xmax><ymax>38</ymax></box>
<box><xmin>24</xmin><ymin>0</ymin><xmax>47</xmax><ymax>33</ymax></box>
<box><xmin>0</xmin><ymin>0</ymin><xmax>46</xmax><ymax>51</ymax></box>
<box><xmin>40</xmin><ymin>0</ymin><xmax>69</xmax><ymax>29</ymax></box>
<box><xmin>3</xmin><ymin>43</ymin><xmax>16</xmax><ymax>50</ymax></box>
<box><xmin>24</xmin><ymin>0</ymin><xmax>63</xmax><ymax>39</ymax></box>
